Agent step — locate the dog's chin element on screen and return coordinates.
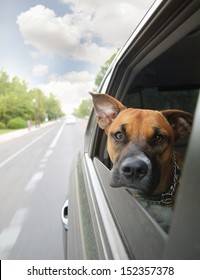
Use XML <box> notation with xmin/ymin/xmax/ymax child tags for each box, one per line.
<box><xmin>110</xmin><ymin>175</ymin><xmax>151</xmax><ymax>195</ymax></box>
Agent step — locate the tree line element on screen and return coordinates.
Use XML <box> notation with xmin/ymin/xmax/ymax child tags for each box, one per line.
<box><xmin>0</xmin><ymin>70</ymin><xmax>64</xmax><ymax>129</ymax></box>
<box><xmin>0</xmin><ymin>48</ymin><xmax>117</xmax><ymax>128</ymax></box>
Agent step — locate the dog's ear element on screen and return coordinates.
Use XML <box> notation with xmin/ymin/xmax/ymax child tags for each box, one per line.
<box><xmin>162</xmin><ymin>110</ymin><xmax>193</xmax><ymax>140</ymax></box>
<box><xmin>90</xmin><ymin>92</ymin><xmax>125</xmax><ymax>131</ymax></box>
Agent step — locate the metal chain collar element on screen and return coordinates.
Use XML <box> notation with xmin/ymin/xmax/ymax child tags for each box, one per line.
<box><xmin>136</xmin><ymin>153</ymin><xmax>180</xmax><ymax>206</ymax></box>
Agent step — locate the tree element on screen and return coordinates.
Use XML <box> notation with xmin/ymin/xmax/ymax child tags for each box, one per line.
<box><xmin>0</xmin><ymin>70</ymin><xmax>64</xmax><ymax>127</ymax></box>
<box><xmin>0</xmin><ymin>73</ymin><xmax>32</xmax><ymax>123</ymax></box>
<box><xmin>46</xmin><ymin>93</ymin><xmax>64</xmax><ymax>120</ymax></box>
<box><xmin>94</xmin><ymin>49</ymin><xmax>119</xmax><ymax>89</ymax></box>
<box><xmin>0</xmin><ymin>70</ymin><xmax>9</xmax><ymax>95</ymax></box>
<box><xmin>73</xmin><ymin>99</ymin><xmax>92</xmax><ymax>117</ymax></box>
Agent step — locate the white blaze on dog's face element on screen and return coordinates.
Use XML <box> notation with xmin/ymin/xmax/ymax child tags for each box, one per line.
<box><xmin>90</xmin><ymin>93</ymin><xmax>193</xmax><ymax>195</ymax></box>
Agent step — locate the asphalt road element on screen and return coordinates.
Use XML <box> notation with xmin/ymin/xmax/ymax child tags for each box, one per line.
<box><xmin>0</xmin><ymin>119</ymin><xmax>86</xmax><ymax>259</ymax></box>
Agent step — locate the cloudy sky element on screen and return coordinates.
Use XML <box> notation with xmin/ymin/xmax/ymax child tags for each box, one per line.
<box><xmin>0</xmin><ymin>0</ymin><xmax>154</xmax><ymax>113</ymax></box>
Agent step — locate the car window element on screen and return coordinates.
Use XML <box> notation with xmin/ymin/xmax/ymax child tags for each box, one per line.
<box><xmin>124</xmin><ymin>87</ymin><xmax>198</xmax><ymax>113</ymax></box>
<box><xmin>89</xmin><ymin>10</ymin><xmax>200</xmax><ymax>259</ymax></box>
<box><xmin>124</xmin><ymin>87</ymin><xmax>199</xmax><ymax>155</ymax></box>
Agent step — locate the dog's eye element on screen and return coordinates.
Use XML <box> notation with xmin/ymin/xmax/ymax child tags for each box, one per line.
<box><xmin>114</xmin><ymin>131</ymin><xmax>123</xmax><ymax>140</ymax></box>
<box><xmin>154</xmin><ymin>134</ymin><xmax>165</xmax><ymax>143</ymax></box>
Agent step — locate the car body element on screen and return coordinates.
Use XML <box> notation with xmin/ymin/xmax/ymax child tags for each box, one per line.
<box><xmin>62</xmin><ymin>0</ymin><xmax>200</xmax><ymax>259</ymax></box>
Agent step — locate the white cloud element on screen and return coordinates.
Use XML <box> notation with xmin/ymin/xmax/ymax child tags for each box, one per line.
<box><xmin>63</xmin><ymin>0</ymin><xmax>154</xmax><ymax>46</ymax></box>
<box><xmin>16</xmin><ymin>4</ymin><xmax>114</xmax><ymax>66</ymax></box>
<box><xmin>32</xmin><ymin>64</ymin><xmax>49</xmax><ymax>77</ymax></box>
<box><xmin>16</xmin><ymin>1</ymin><xmax>154</xmax><ymax>112</ymax></box>
<box><xmin>17</xmin><ymin>1</ymin><xmax>153</xmax><ymax>66</ymax></box>
<box><xmin>75</xmin><ymin>43</ymin><xmax>116</xmax><ymax>65</ymax></box>
<box><xmin>17</xmin><ymin>5</ymin><xmax>79</xmax><ymax>57</ymax></box>
<box><xmin>38</xmin><ymin>71</ymin><xmax>95</xmax><ymax>113</ymax></box>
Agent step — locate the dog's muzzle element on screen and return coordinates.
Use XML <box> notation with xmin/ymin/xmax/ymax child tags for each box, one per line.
<box><xmin>121</xmin><ymin>157</ymin><xmax>148</xmax><ymax>181</ymax></box>
<box><xmin>110</xmin><ymin>153</ymin><xmax>154</xmax><ymax>194</ymax></box>
<box><xmin>110</xmin><ymin>152</ymin><xmax>180</xmax><ymax>206</ymax></box>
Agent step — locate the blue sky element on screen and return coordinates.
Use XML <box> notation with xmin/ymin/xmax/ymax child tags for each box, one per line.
<box><xmin>0</xmin><ymin>0</ymin><xmax>154</xmax><ymax>113</ymax></box>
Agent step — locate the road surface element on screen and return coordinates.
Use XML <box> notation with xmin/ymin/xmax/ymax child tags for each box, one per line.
<box><xmin>0</xmin><ymin>119</ymin><xmax>86</xmax><ymax>259</ymax></box>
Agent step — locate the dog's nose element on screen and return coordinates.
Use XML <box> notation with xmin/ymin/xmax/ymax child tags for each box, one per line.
<box><xmin>121</xmin><ymin>158</ymin><xmax>148</xmax><ymax>180</ymax></box>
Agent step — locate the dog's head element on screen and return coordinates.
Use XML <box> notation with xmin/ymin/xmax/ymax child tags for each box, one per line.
<box><xmin>91</xmin><ymin>93</ymin><xmax>193</xmax><ymax>196</ymax></box>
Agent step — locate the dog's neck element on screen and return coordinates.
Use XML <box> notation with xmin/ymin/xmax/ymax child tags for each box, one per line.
<box><xmin>136</xmin><ymin>153</ymin><xmax>180</xmax><ymax>206</ymax></box>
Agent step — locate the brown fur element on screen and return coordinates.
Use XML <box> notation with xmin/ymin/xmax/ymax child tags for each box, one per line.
<box><xmin>91</xmin><ymin>93</ymin><xmax>193</xmax><ymax>198</ymax></box>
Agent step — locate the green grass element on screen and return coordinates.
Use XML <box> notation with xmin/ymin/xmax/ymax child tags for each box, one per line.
<box><xmin>0</xmin><ymin>129</ymin><xmax>15</xmax><ymax>135</ymax></box>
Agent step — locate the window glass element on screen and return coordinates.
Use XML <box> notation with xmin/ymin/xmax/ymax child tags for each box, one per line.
<box><xmin>124</xmin><ymin>87</ymin><xmax>199</xmax><ymax>113</ymax></box>
<box><xmin>124</xmin><ymin>87</ymin><xmax>199</xmax><ymax>155</ymax></box>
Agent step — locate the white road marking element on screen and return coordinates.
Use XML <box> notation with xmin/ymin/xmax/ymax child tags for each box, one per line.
<box><xmin>0</xmin><ymin>126</ymin><xmax>55</xmax><ymax>169</ymax></box>
<box><xmin>39</xmin><ymin>163</ymin><xmax>46</xmax><ymax>169</ymax></box>
<box><xmin>0</xmin><ymin>208</ymin><xmax>28</xmax><ymax>259</ymax></box>
<box><xmin>49</xmin><ymin>123</ymin><xmax>65</xmax><ymax>149</ymax></box>
<box><xmin>25</xmin><ymin>171</ymin><xmax>44</xmax><ymax>192</ymax></box>
<box><xmin>34</xmin><ymin>124</ymin><xmax>64</xmax><ymax>170</ymax></box>
<box><xmin>40</xmin><ymin>158</ymin><xmax>48</xmax><ymax>163</ymax></box>
<box><xmin>44</xmin><ymin>149</ymin><xmax>53</xmax><ymax>158</ymax></box>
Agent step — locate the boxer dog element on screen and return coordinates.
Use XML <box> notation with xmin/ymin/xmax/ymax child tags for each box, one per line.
<box><xmin>90</xmin><ymin>93</ymin><xmax>193</xmax><ymax>206</ymax></box>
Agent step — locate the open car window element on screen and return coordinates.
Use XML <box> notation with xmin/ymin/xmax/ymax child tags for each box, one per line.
<box><xmin>86</xmin><ymin>2</ymin><xmax>200</xmax><ymax>259</ymax></box>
